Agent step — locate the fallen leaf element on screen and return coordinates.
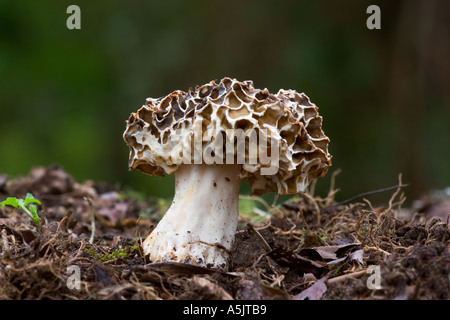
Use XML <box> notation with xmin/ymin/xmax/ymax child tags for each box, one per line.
<box><xmin>268</xmin><ymin>247</ymin><xmax>324</xmax><ymax>276</ymax></box>
<box><xmin>349</xmin><ymin>249</ymin><xmax>364</xmax><ymax>264</ymax></box>
<box><xmin>302</xmin><ymin>273</ymin><xmax>317</xmax><ymax>283</ymax></box>
<box><xmin>19</xmin><ymin>229</ymin><xmax>36</xmax><ymax>243</ymax></box>
<box><xmin>0</xmin><ymin>224</ymin><xmax>36</xmax><ymax>244</ymax></box>
<box><xmin>332</xmin><ymin>235</ymin><xmax>358</xmax><ymax>245</ymax></box>
<box><xmin>299</xmin><ymin>242</ymin><xmax>361</xmax><ymax>261</ymax></box>
<box><xmin>293</xmin><ymin>276</ymin><xmax>328</xmax><ymax>300</ymax></box>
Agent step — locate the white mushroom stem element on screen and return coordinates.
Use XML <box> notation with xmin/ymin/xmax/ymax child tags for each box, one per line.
<box><xmin>143</xmin><ymin>164</ymin><xmax>242</xmax><ymax>268</ymax></box>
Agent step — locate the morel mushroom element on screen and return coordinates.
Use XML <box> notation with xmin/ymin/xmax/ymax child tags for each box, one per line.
<box><xmin>123</xmin><ymin>78</ymin><xmax>331</xmax><ymax>269</ymax></box>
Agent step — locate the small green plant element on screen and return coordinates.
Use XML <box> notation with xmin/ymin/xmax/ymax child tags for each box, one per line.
<box><xmin>1</xmin><ymin>193</ymin><xmax>42</xmax><ymax>227</ymax></box>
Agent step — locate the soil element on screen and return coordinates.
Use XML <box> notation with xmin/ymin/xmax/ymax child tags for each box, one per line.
<box><xmin>0</xmin><ymin>165</ymin><xmax>448</xmax><ymax>300</ymax></box>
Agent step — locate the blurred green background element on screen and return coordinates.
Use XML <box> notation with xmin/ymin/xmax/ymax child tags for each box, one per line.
<box><xmin>1</xmin><ymin>0</ymin><xmax>449</xmax><ymax>205</ymax></box>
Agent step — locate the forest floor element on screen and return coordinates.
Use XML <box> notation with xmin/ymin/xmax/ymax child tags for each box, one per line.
<box><xmin>0</xmin><ymin>165</ymin><xmax>448</xmax><ymax>300</ymax></box>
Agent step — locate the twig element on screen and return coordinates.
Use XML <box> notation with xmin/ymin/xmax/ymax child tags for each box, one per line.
<box><xmin>326</xmin><ymin>269</ymin><xmax>367</xmax><ymax>285</ymax></box>
<box><xmin>1</xmin><ymin>229</ymin><xmax>10</xmax><ymax>256</ymax></box>
<box><xmin>325</xmin><ymin>169</ymin><xmax>341</xmax><ymax>205</ymax></box>
<box><xmin>298</xmin><ymin>208</ymin><xmax>310</xmax><ymax>231</ymax></box>
<box><xmin>332</xmin><ymin>183</ymin><xmax>409</xmax><ymax>207</ymax></box>
<box><xmin>308</xmin><ymin>178</ymin><xmax>317</xmax><ymax>197</ymax></box>
<box><xmin>271</xmin><ymin>194</ymin><xmax>280</xmax><ymax>208</ymax></box>
<box><xmin>387</xmin><ymin>174</ymin><xmax>405</xmax><ymax>212</ymax></box>
<box><xmin>367</xmin><ymin>219</ymin><xmax>380</xmax><ymax>251</ymax></box>
<box><xmin>323</xmin><ymin>203</ymin><xmax>359</xmax><ymax>230</ymax></box>
<box><xmin>239</xmin><ymin>195</ymin><xmax>271</xmax><ymax>211</ymax></box>
<box><xmin>247</xmin><ymin>223</ymin><xmax>272</xmax><ymax>252</ymax></box>
<box><xmin>355</xmin><ymin>210</ymin><xmax>369</xmax><ymax>243</ymax></box>
<box><xmin>84</xmin><ymin>197</ymin><xmax>95</xmax><ymax>245</ymax></box>
<box><xmin>239</xmin><ymin>194</ymin><xmax>285</xmax><ymax>218</ymax></box>
<box><xmin>363</xmin><ymin>245</ymin><xmax>391</xmax><ymax>256</ymax></box>
<box><xmin>251</xmin><ymin>253</ymin><xmax>267</xmax><ymax>268</ymax></box>
<box><xmin>302</xmin><ymin>192</ymin><xmax>321</xmax><ymax>225</ymax></box>
<box><xmin>56</xmin><ymin>209</ymin><xmax>73</xmax><ymax>233</ymax></box>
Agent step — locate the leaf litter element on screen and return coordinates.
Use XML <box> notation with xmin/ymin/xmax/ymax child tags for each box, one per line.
<box><xmin>0</xmin><ymin>166</ymin><xmax>448</xmax><ymax>300</ymax></box>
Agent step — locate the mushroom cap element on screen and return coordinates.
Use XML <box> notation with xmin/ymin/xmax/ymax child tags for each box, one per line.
<box><xmin>123</xmin><ymin>78</ymin><xmax>332</xmax><ymax>195</ymax></box>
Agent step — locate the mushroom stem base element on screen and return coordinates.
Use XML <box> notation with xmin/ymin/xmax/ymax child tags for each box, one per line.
<box><xmin>143</xmin><ymin>164</ymin><xmax>242</xmax><ymax>268</ymax></box>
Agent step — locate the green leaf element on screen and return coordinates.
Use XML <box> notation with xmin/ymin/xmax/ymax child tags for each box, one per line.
<box><xmin>28</xmin><ymin>204</ymin><xmax>41</xmax><ymax>227</ymax></box>
<box><xmin>24</xmin><ymin>193</ymin><xmax>41</xmax><ymax>206</ymax></box>
<box><xmin>1</xmin><ymin>194</ymin><xmax>42</xmax><ymax>228</ymax></box>
<box><xmin>1</xmin><ymin>197</ymin><xmax>20</xmax><ymax>208</ymax></box>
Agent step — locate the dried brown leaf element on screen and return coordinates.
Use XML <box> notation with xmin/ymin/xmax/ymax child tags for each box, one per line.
<box><xmin>267</xmin><ymin>247</ymin><xmax>324</xmax><ymax>275</ymax></box>
<box><xmin>299</xmin><ymin>242</ymin><xmax>361</xmax><ymax>261</ymax></box>
<box><xmin>293</xmin><ymin>276</ymin><xmax>328</xmax><ymax>300</ymax></box>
